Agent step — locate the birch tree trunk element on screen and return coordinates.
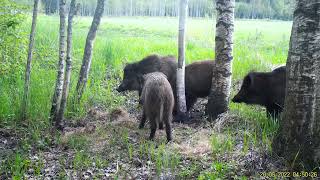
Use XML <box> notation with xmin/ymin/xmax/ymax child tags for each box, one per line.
<box><xmin>272</xmin><ymin>0</ymin><xmax>320</xmax><ymax>170</ymax></box>
<box><xmin>176</xmin><ymin>0</ymin><xmax>188</xmax><ymax>117</ymax></box>
<box><xmin>56</xmin><ymin>0</ymin><xmax>77</xmax><ymax>126</ymax></box>
<box><xmin>22</xmin><ymin>0</ymin><xmax>39</xmax><ymax>121</ymax></box>
<box><xmin>75</xmin><ymin>0</ymin><xmax>105</xmax><ymax>102</ymax></box>
<box><xmin>207</xmin><ymin>0</ymin><xmax>235</xmax><ymax>120</ymax></box>
<box><xmin>130</xmin><ymin>0</ymin><xmax>133</xmax><ymax>16</ymax></box>
<box><xmin>50</xmin><ymin>0</ymin><xmax>67</xmax><ymax>128</ymax></box>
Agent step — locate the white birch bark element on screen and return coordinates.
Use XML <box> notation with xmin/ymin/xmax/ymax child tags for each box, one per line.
<box><xmin>176</xmin><ymin>0</ymin><xmax>189</xmax><ymax>114</ymax></box>
<box><xmin>51</xmin><ymin>0</ymin><xmax>67</xmax><ymax>126</ymax></box>
<box><xmin>207</xmin><ymin>0</ymin><xmax>235</xmax><ymax>120</ymax></box>
<box><xmin>76</xmin><ymin>0</ymin><xmax>105</xmax><ymax>102</ymax></box>
<box><xmin>273</xmin><ymin>0</ymin><xmax>320</xmax><ymax>170</ymax></box>
<box><xmin>56</xmin><ymin>0</ymin><xmax>77</xmax><ymax>125</ymax></box>
<box><xmin>22</xmin><ymin>0</ymin><xmax>39</xmax><ymax>121</ymax></box>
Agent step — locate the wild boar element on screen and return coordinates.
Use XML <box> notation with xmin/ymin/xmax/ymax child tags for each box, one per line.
<box><xmin>116</xmin><ymin>54</ymin><xmax>177</xmax><ymax>96</ymax></box>
<box><xmin>117</xmin><ymin>54</ymin><xmax>216</xmax><ymax>122</ymax></box>
<box><xmin>139</xmin><ymin>72</ymin><xmax>174</xmax><ymax>142</ymax></box>
<box><xmin>185</xmin><ymin>60</ymin><xmax>214</xmax><ymax>110</ymax></box>
<box><xmin>232</xmin><ymin>66</ymin><xmax>286</xmax><ymax>118</ymax></box>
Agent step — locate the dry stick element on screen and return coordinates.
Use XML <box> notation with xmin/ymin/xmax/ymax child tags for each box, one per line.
<box><xmin>50</xmin><ymin>0</ymin><xmax>67</xmax><ymax>128</ymax></box>
<box><xmin>22</xmin><ymin>0</ymin><xmax>39</xmax><ymax>121</ymax></box>
<box><xmin>75</xmin><ymin>0</ymin><xmax>105</xmax><ymax>104</ymax></box>
<box><xmin>56</xmin><ymin>0</ymin><xmax>78</xmax><ymax>126</ymax></box>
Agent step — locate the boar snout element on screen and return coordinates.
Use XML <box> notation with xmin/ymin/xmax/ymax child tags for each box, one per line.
<box><xmin>116</xmin><ymin>84</ymin><xmax>125</xmax><ymax>92</ymax></box>
<box><xmin>232</xmin><ymin>94</ymin><xmax>242</xmax><ymax>103</ymax></box>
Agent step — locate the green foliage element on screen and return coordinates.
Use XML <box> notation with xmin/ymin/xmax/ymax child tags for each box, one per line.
<box><xmin>66</xmin><ymin>134</ymin><xmax>90</xmax><ymax>151</ymax></box>
<box><xmin>0</xmin><ymin>17</ymin><xmax>288</xmax><ymax>179</ymax></box>
<box><xmin>178</xmin><ymin>160</ymin><xmax>203</xmax><ymax>178</ymax></box>
<box><xmin>0</xmin><ymin>0</ymin><xmax>28</xmax><ymax>122</ymax></box>
<box><xmin>235</xmin><ymin>0</ymin><xmax>295</xmax><ymax>20</ymax></box>
<box><xmin>0</xmin><ymin>15</ymin><xmax>289</xmax><ymax>135</ymax></box>
<box><xmin>198</xmin><ymin>162</ymin><xmax>232</xmax><ymax>180</ymax></box>
<box><xmin>154</xmin><ymin>143</ymin><xmax>181</xmax><ymax>174</ymax></box>
<box><xmin>210</xmin><ymin>132</ymin><xmax>235</xmax><ymax>156</ymax></box>
<box><xmin>230</xmin><ymin>103</ymin><xmax>280</xmax><ymax>152</ymax></box>
<box><xmin>72</xmin><ymin>150</ymin><xmax>92</xmax><ymax>170</ymax></box>
<box><xmin>0</xmin><ymin>0</ymin><xmax>28</xmax><ymax>75</ymax></box>
<box><xmin>39</xmin><ymin>0</ymin><xmax>294</xmax><ymax>20</ymax></box>
<box><xmin>0</xmin><ymin>152</ymin><xmax>30</xmax><ymax>179</ymax></box>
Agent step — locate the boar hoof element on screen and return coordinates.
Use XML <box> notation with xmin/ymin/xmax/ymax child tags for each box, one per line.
<box><xmin>139</xmin><ymin>124</ymin><xmax>144</xmax><ymax>129</ymax></box>
<box><xmin>159</xmin><ymin>122</ymin><xmax>164</xmax><ymax>130</ymax></box>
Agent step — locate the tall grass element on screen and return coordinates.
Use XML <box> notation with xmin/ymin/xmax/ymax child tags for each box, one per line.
<box><xmin>0</xmin><ymin>15</ymin><xmax>291</xmax><ymax>123</ymax></box>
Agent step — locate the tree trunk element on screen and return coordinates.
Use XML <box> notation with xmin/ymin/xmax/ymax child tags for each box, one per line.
<box><xmin>176</xmin><ymin>0</ymin><xmax>189</xmax><ymax>116</ymax></box>
<box><xmin>130</xmin><ymin>0</ymin><xmax>133</xmax><ymax>16</ymax></box>
<box><xmin>272</xmin><ymin>0</ymin><xmax>320</xmax><ymax>170</ymax></box>
<box><xmin>41</xmin><ymin>0</ymin><xmax>49</xmax><ymax>15</ymax></box>
<box><xmin>22</xmin><ymin>0</ymin><xmax>39</xmax><ymax>121</ymax></box>
<box><xmin>207</xmin><ymin>0</ymin><xmax>235</xmax><ymax>120</ymax></box>
<box><xmin>50</xmin><ymin>0</ymin><xmax>67</xmax><ymax>128</ymax></box>
<box><xmin>75</xmin><ymin>0</ymin><xmax>105</xmax><ymax>103</ymax></box>
<box><xmin>56</xmin><ymin>0</ymin><xmax>77</xmax><ymax>126</ymax></box>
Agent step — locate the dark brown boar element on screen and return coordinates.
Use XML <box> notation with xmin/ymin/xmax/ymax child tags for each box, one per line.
<box><xmin>185</xmin><ymin>60</ymin><xmax>214</xmax><ymax>110</ymax></box>
<box><xmin>139</xmin><ymin>72</ymin><xmax>174</xmax><ymax>142</ymax></box>
<box><xmin>232</xmin><ymin>66</ymin><xmax>286</xmax><ymax>118</ymax></box>
<box><xmin>117</xmin><ymin>54</ymin><xmax>216</xmax><ymax>122</ymax></box>
<box><xmin>116</xmin><ymin>54</ymin><xmax>177</xmax><ymax>96</ymax></box>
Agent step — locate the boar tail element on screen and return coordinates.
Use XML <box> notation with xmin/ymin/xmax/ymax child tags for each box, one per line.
<box><xmin>159</xmin><ymin>102</ymin><xmax>164</xmax><ymax>125</ymax></box>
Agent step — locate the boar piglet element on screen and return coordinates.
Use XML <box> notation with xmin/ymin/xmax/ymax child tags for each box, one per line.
<box><xmin>139</xmin><ymin>72</ymin><xmax>174</xmax><ymax>142</ymax></box>
<box><xmin>232</xmin><ymin>66</ymin><xmax>286</xmax><ymax>118</ymax></box>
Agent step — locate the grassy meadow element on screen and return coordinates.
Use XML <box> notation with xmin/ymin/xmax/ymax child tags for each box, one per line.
<box><xmin>1</xmin><ymin>15</ymin><xmax>291</xmax><ymax>122</ymax></box>
<box><xmin>0</xmin><ymin>15</ymin><xmax>292</xmax><ymax>178</ymax></box>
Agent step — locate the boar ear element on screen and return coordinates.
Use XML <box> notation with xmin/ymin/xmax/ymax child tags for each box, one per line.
<box><xmin>137</xmin><ymin>73</ymin><xmax>144</xmax><ymax>83</ymax></box>
<box><xmin>248</xmin><ymin>73</ymin><xmax>255</xmax><ymax>87</ymax></box>
<box><xmin>244</xmin><ymin>73</ymin><xmax>254</xmax><ymax>87</ymax></box>
<box><xmin>137</xmin><ymin>73</ymin><xmax>144</xmax><ymax>90</ymax></box>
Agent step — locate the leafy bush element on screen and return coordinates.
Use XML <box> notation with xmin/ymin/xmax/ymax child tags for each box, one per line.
<box><xmin>0</xmin><ymin>0</ymin><xmax>28</xmax><ymax>75</ymax></box>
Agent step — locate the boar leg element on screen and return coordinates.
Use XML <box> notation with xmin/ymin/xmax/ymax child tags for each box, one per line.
<box><xmin>165</xmin><ymin>122</ymin><xmax>172</xmax><ymax>142</ymax></box>
<box><xmin>158</xmin><ymin>122</ymin><xmax>164</xmax><ymax>130</ymax></box>
<box><xmin>149</xmin><ymin>115</ymin><xmax>157</xmax><ymax>140</ymax></box>
<box><xmin>163</xmin><ymin>111</ymin><xmax>172</xmax><ymax>142</ymax></box>
<box><xmin>139</xmin><ymin>110</ymin><xmax>146</xmax><ymax>129</ymax></box>
<box><xmin>186</xmin><ymin>95</ymin><xmax>198</xmax><ymax>111</ymax></box>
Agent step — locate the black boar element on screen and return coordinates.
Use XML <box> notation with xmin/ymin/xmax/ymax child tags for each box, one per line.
<box><xmin>232</xmin><ymin>66</ymin><xmax>286</xmax><ymax>118</ymax></box>
<box><xmin>139</xmin><ymin>72</ymin><xmax>174</xmax><ymax>142</ymax></box>
<box><xmin>117</xmin><ymin>56</ymin><xmax>214</xmax><ymax>109</ymax></box>
<box><xmin>116</xmin><ymin>54</ymin><xmax>177</xmax><ymax>96</ymax></box>
<box><xmin>117</xmin><ymin>54</ymin><xmax>216</xmax><ymax>121</ymax></box>
<box><xmin>185</xmin><ymin>60</ymin><xmax>214</xmax><ymax>110</ymax></box>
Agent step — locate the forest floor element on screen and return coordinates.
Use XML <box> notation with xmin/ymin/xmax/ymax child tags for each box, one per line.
<box><xmin>1</xmin><ymin>16</ymin><xmax>291</xmax><ymax>179</ymax></box>
<box><xmin>1</xmin><ymin>93</ymin><xmax>285</xmax><ymax>179</ymax></box>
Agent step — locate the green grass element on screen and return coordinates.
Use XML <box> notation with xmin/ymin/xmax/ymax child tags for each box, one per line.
<box><xmin>0</xmin><ymin>15</ymin><xmax>291</xmax><ymax>123</ymax></box>
<box><xmin>0</xmin><ymin>15</ymin><xmax>290</xmax><ymax>178</ymax></box>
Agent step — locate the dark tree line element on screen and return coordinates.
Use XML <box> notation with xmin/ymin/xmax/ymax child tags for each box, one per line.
<box><xmin>41</xmin><ymin>0</ymin><xmax>59</xmax><ymax>14</ymax></box>
<box><xmin>236</xmin><ymin>0</ymin><xmax>294</xmax><ymax>20</ymax></box>
<box><xmin>17</xmin><ymin>0</ymin><xmax>294</xmax><ymax>20</ymax></box>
